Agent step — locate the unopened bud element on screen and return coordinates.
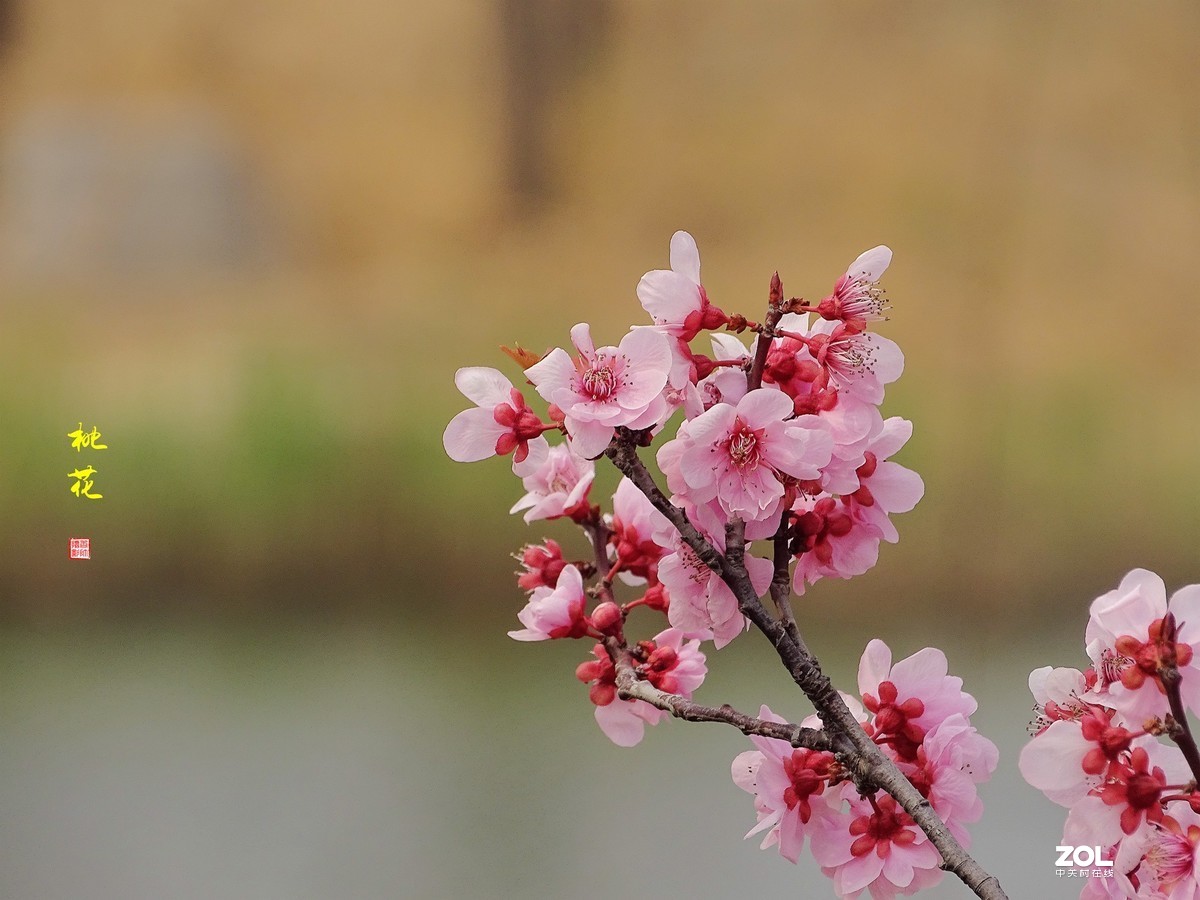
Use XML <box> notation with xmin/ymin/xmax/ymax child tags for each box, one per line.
<box><xmin>576</xmin><ymin>659</ymin><xmax>605</xmax><ymax>682</ymax></box>
<box><xmin>641</xmin><ymin>582</ymin><xmax>668</xmax><ymax>612</ymax></box>
<box><xmin>692</xmin><ymin>354</ymin><xmax>717</xmax><ymax>380</ymax></box>
<box><xmin>769</xmin><ymin>271</ymin><xmax>783</xmax><ymax>305</ymax></box>
<box><xmin>701</xmin><ymin>304</ymin><xmax>730</xmax><ymax>331</ymax></box>
<box><xmin>590</xmin><ymin>602</ymin><xmax>623</xmax><ymax>635</ymax></box>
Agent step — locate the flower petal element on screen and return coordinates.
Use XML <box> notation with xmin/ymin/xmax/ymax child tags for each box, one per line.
<box><xmin>669</xmin><ymin>230</ymin><xmax>702</xmax><ymax>282</ymax></box>
<box><xmin>454</xmin><ymin>366</ymin><xmax>513</xmax><ymax>407</ymax></box>
<box><xmin>845</xmin><ymin>245</ymin><xmax>892</xmax><ymax>282</ymax></box>
<box><xmin>443</xmin><ymin>407</ymin><xmax>508</xmax><ymax>462</ymax></box>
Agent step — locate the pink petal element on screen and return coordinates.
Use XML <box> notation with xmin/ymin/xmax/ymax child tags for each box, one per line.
<box><xmin>745</xmin><ymin>553</ymin><xmax>775</xmax><ymax>597</ymax></box>
<box><xmin>769</xmin><ymin>418</ymin><xmax>833</xmax><ymax>479</ymax></box>
<box><xmin>870</xmin><ymin>417</ymin><xmax>914</xmax><ymax>460</ymax></box>
<box><xmin>889</xmin><ymin>647</ymin><xmax>949</xmax><ymax>689</ymax></box>
<box><xmin>684</xmin><ymin>401</ymin><xmax>738</xmax><ymax>448</ymax></box>
<box><xmin>710</xmin><ymin>332</ymin><xmax>749</xmax><ymax>361</ymax></box>
<box><xmin>512</xmin><ymin>435</ymin><xmax>549</xmax><ymax>478</ymax></box>
<box><xmin>1018</xmin><ymin>721</ymin><xmax>1095</xmax><ymax>807</ymax></box>
<box><xmin>570</xmin><ymin>322</ymin><xmax>595</xmax><ymax>358</ymax></box>
<box><xmin>594</xmin><ymin>702</ymin><xmax>646</xmax><ymax>747</ymax></box>
<box><xmin>845</xmin><ymin>245</ymin><xmax>892</xmax><ymax>282</ymax></box>
<box><xmin>636</xmin><ymin>270</ymin><xmax>701</xmax><ymax>325</ymax></box>
<box><xmin>776</xmin><ymin>809</ymin><xmax>806</xmax><ymax>863</ymax></box>
<box><xmin>526</xmin><ymin>348</ymin><xmax>578</xmax><ymax>404</ymax></box>
<box><xmin>669</xmin><ymin>230</ymin><xmax>702</xmax><ymax>282</ymax></box>
<box><xmin>858</xmin><ymin>638</ymin><xmax>893</xmax><ymax>695</ymax></box>
<box><xmin>833</xmin><ymin>530</ymin><xmax>880</xmax><ymax>577</ymax></box>
<box><xmin>454</xmin><ymin>366</ymin><xmax>514</xmax><ymax>407</ymax></box>
<box><xmin>866</xmin><ymin>333</ymin><xmax>904</xmax><ymax>385</ymax></box>
<box><xmin>868</xmin><ymin>462</ymin><xmax>924</xmax><ymax>514</ymax></box>
<box><xmin>735</xmin><ymin>387</ymin><xmax>793</xmax><ymax>429</ymax></box>
<box><xmin>443</xmin><ymin>407</ymin><xmax>508</xmax><ymax>462</ymax></box>
<box><xmin>881</xmin><ymin>845</ymin><xmax>916</xmax><ymax>888</ymax></box>
<box><xmin>731</xmin><ymin>749</ymin><xmax>763</xmax><ymax>793</ymax></box>
<box><xmin>565</xmin><ymin>417</ymin><xmax>615</xmax><ymax>459</ymax></box>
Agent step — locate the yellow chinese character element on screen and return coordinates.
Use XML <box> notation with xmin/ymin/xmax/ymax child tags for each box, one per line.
<box><xmin>68</xmin><ymin>466</ymin><xmax>103</xmax><ymax>499</ymax></box>
<box><xmin>67</xmin><ymin>423</ymin><xmax>108</xmax><ymax>451</ymax></box>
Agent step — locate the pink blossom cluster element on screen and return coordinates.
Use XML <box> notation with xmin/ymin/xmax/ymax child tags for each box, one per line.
<box><xmin>444</xmin><ymin>232</ymin><xmax>924</xmax><ymax>740</ymax></box>
<box><xmin>733</xmin><ymin>640</ymin><xmax>997</xmax><ymax>898</ymax></box>
<box><xmin>1020</xmin><ymin>569</ymin><xmax>1200</xmax><ymax>898</ymax></box>
<box><xmin>442</xmin><ymin>232</ymin><xmax>981</xmax><ymax>895</ymax></box>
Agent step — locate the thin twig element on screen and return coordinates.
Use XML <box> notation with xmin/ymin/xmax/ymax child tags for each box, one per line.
<box><xmin>605</xmin><ymin>641</ymin><xmax>833</xmax><ymax>752</ymax></box>
<box><xmin>580</xmin><ymin>506</ymin><xmax>616</xmax><ymax>602</ymax></box>
<box><xmin>745</xmin><ymin>286</ymin><xmax>786</xmax><ymax>392</ymax></box>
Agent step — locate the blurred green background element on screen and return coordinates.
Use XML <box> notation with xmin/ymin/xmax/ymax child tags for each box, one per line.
<box><xmin>2</xmin><ymin>2</ymin><xmax>1199</xmax><ymax>898</ymax></box>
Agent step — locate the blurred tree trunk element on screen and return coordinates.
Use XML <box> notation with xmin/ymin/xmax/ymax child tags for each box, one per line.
<box><xmin>498</xmin><ymin>0</ymin><xmax>611</xmax><ymax>215</ymax></box>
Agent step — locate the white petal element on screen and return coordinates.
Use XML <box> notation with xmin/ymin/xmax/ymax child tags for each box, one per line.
<box><xmin>595</xmin><ymin>702</ymin><xmax>646</xmax><ymax>747</ymax></box>
<box><xmin>709</xmin><ymin>332</ymin><xmax>749</xmax><ymax>361</ymax></box>
<box><xmin>443</xmin><ymin>407</ymin><xmax>507</xmax><ymax>462</ymax></box>
<box><xmin>454</xmin><ymin>367</ymin><xmax>513</xmax><ymax>407</ymax></box>
<box><xmin>566</xmin><ymin>417</ymin><xmax>615</xmax><ymax>459</ymax></box>
<box><xmin>669</xmin><ymin>230</ymin><xmax>701</xmax><ymax>282</ymax></box>
<box><xmin>569</xmin><ymin>322</ymin><xmax>595</xmax><ymax>358</ymax></box>
<box><xmin>845</xmin><ymin>245</ymin><xmax>892</xmax><ymax>282</ymax></box>
<box><xmin>525</xmin><ymin>348</ymin><xmax>577</xmax><ymax>403</ymax></box>
<box><xmin>636</xmin><ymin>270</ymin><xmax>702</xmax><ymax>324</ymax></box>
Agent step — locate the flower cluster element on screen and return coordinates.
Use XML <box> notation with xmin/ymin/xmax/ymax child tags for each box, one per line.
<box><xmin>1020</xmin><ymin>569</ymin><xmax>1200</xmax><ymax>898</ymax></box>
<box><xmin>443</xmin><ymin>231</ymin><xmax>992</xmax><ymax>898</ymax></box>
<box><xmin>733</xmin><ymin>640</ymin><xmax>997</xmax><ymax>898</ymax></box>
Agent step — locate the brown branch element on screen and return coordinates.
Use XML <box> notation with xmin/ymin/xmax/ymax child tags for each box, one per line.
<box><xmin>607</xmin><ymin>430</ymin><xmax>1008</xmax><ymax>900</ymax></box>
<box><xmin>606</xmin><ymin>642</ymin><xmax>834</xmax><ymax>752</ymax></box>
<box><xmin>1164</xmin><ymin>669</ymin><xmax>1200</xmax><ymax>785</ymax></box>
<box><xmin>579</xmin><ymin>505</ymin><xmax>616</xmax><ymax>602</ymax></box>
<box><xmin>745</xmin><ymin>282</ymin><xmax>787</xmax><ymax>392</ymax></box>
<box><xmin>770</xmin><ymin>512</ymin><xmax>801</xmax><ymax>647</ymax></box>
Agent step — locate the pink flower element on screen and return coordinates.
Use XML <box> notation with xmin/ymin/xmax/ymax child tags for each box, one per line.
<box><xmin>508</xmin><ymin>564</ymin><xmax>591</xmax><ymax>642</ymax></box>
<box><xmin>609</xmin><ymin>477</ymin><xmax>670</xmax><ymax>585</ymax></box>
<box><xmin>1026</xmin><ymin>665</ymin><xmax>1093</xmax><ymax>735</ymax></box>
<box><xmin>1111</xmin><ymin>808</ymin><xmax>1200</xmax><ymax>899</ymax></box>
<box><xmin>509</xmin><ymin>443</ymin><xmax>595</xmax><ymax>523</ymax></box>
<box><xmin>1019</xmin><ymin>707</ymin><xmax>1148</xmax><ymax>808</ymax></box>
<box><xmin>811</xmin><ymin>395</ymin><xmax>883</xmax><ymax>495</ymax></box>
<box><xmin>816</xmin><ymin>246</ymin><xmax>893</xmax><ymax>333</ymax></box>
<box><xmin>905</xmin><ymin>714</ymin><xmax>997</xmax><ymax>834</ymax></box>
<box><xmin>858</xmin><ymin>639</ymin><xmax>977</xmax><ymax>763</ymax></box>
<box><xmin>657</xmin><ymin>528</ymin><xmax>773</xmax><ymax>648</ymax></box>
<box><xmin>1062</xmin><ymin>740</ymin><xmax>1193</xmax><ymax>848</ymax></box>
<box><xmin>688</xmin><ymin>333</ymin><xmax>751</xmax><ymax>416</ymax></box>
<box><xmin>1084</xmin><ymin>568</ymin><xmax>1200</xmax><ymax>724</ymax></box>
<box><xmin>805</xmin><ymin>319</ymin><xmax>904</xmax><ymax>406</ymax></box>
<box><xmin>845</xmin><ymin>418</ymin><xmax>924</xmax><ymax>544</ymax></box>
<box><xmin>443</xmin><ymin>367</ymin><xmax>550</xmax><ymax>468</ymax></box>
<box><xmin>636</xmin><ymin>231</ymin><xmax>728</xmax><ymax>341</ymax></box>
<box><xmin>790</xmin><ymin>496</ymin><xmax>883</xmax><ymax>595</ymax></box>
<box><xmin>576</xmin><ymin>629</ymin><xmax>706</xmax><ymax>747</ymax></box>
<box><xmin>809</xmin><ymin>788</ymin><xmax>943</xmax><ymax>900</ymax></box>
<box><xmin>731</xmin><ymin>704</ymin><xmax>841</xmax><ymax>863</ymax></box>
<box><xmin>526</xmin><ymin>324</ymin><xmax>672</xmax><ymax>458</ymax></box>
<box><xmin>669</xmin><ymin>389</ymin><xmax>833</xmax><ymax>525</ymax></box>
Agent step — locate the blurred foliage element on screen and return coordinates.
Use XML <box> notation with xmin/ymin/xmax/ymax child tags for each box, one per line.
<box><xmin>1</xmin><ymin>2</ymin><xmax>1198</xmax><ymax>630</ymax></box>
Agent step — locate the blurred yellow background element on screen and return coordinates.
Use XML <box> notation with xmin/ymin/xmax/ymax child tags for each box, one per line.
<box><xmin>2</xmin><ymin>3</ymin><xmax>1198</xmax><ymax>898</ymax></box>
